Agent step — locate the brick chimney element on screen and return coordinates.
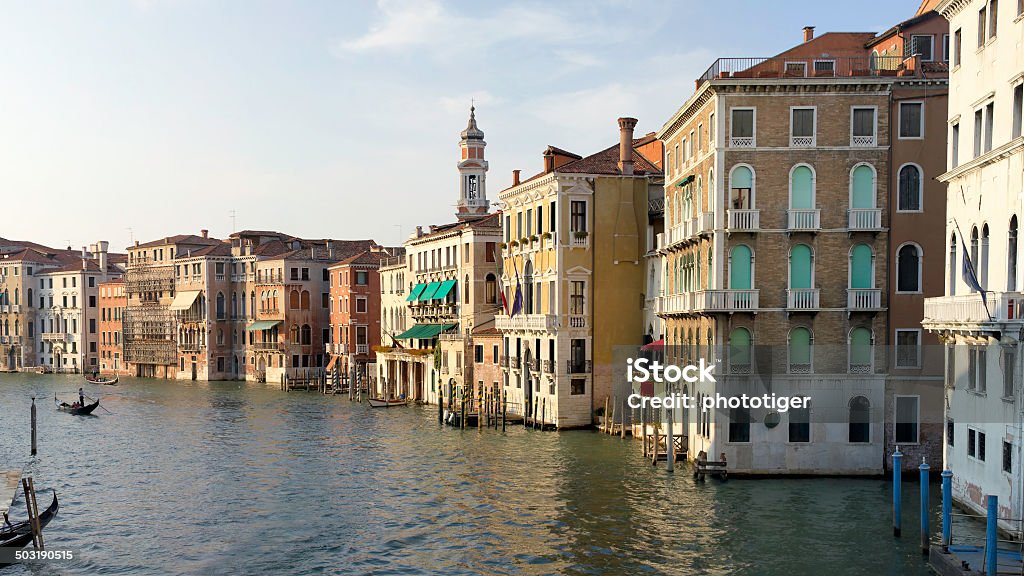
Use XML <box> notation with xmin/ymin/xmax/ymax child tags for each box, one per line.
<box><xmin>617</xmin><ymin>117</ymin><xmax>638</xmax><ymax>175</ymax></box>
<box><xmin>512</xmin><ymin>169</ymin><xmax>521</xmax><ymax>186</ymax></box>
<box><xmin>543</xmin><ymin>149</ymin><xmax>555</xmax><ymax>173</ymax></box>
<box><xmin>803</xmin><ymin>26</ymin><xmax>815</xmax><ymax>42</ymax></box>
<box><xmin>200</xmin><ymin>229</ymin><xmax>209</xmax><ymax>239</ymax></box>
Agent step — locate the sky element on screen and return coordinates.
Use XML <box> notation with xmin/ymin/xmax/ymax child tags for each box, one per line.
<box><xmin>0</xmin><ymin>0</ymin><xmax>920</xmax><ymax>252</ymax></box>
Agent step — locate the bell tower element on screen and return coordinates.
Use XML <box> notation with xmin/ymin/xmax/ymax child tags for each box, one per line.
<box><xmin>456</xmin><ymin>105</ymin><xmax>489</xmax><ymax>221</ymax></box>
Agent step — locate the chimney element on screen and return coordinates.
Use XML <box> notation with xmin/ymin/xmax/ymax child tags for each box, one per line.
<box><xmin>97</xmin><ymin>240</ymin><xmax>109</xmax><ymax>274</ymax></box>
<box><xmin>512</xmin><ymin>169</ymin><xmax>521</xmax><ymax>186</ymax></box>
<box><xmin>134</xmin><ymin>240</ymin><xmax>140</xmax><ymax>247</ymax></box>
<box><xmin>617</xmin><ymin>117</ymin><xmax>638</xmax><ymax>175</ymax></box>
<box><xmin>81</xmin><ymin>246</ymin><xmax>88</xmax><ymax>270</ymax></box>
<box><xmin>201</xmin><ymin>229</ymin><xmax>209</xmax><ymax>239</ymax></box>
<box><xmin>803</xmin><ymin>26</ymin><xmax>815</xmax><ymax>42</ymax></box>
<box><xmin>543</xmin><ymin>149</ymin><xmax>555</xmax><ymax>173</ymax></box>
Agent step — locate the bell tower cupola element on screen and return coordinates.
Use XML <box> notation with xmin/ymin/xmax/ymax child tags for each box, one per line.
<box><xmin>456</xmin><ymin>105</ymin><xmax>489</xmax><ymax>221</ymax></box>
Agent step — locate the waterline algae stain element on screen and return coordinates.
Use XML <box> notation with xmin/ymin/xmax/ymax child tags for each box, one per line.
<box><xmin>1</xmin><ymin>374</ymin><xmax>936</xmax><ymax>575</ymax></box>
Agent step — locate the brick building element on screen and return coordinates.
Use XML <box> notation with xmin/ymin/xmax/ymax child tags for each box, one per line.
<box><xmin>99</xmin><ymin>278</ymin><xmax>129</xmax><ymax>375</ymax></box>
<box><xmin>326</xmin><ymin>248</ymin><xmax>391</xmax><ymax>387</ymax></box>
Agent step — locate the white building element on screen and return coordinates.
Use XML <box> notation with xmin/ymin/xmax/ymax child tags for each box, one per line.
<box><xmin>923</xmin><ymin>0</ymin><xmax>1024</xmax><ymax>529</ymax></box>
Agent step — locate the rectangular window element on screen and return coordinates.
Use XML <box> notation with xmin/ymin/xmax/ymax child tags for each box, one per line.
<box><xmin>968</xmin><ymin>346</ymin><xmax>978</xmax><ymax>390</ymax></box>
<box><xmin>355</xmin><ymin>297</ymin><xmax>366</xmax><ymax>313</ymax></box>
<box><xmin>952</xmin><ymin>123</ymin><xmax>960</xmax><ymax>168</ymax></box>
<box><xmin>942</xmin><ymin>33</ymin><xmax>950</xmax><ymax>61</ymax></box>
<box><xmin>689</xmin><ymin>130</ymin><xmax>695</xmax><ymax>158</ymax></box>
<box><xmin>504</xmin><ymin>215</ymin><xmax>511</xmax><ymax>242</ymax></box>
<box><xmin>569</xmin><ymin>281</ymin><xmax>585</xmax><ymax>315</ymax></box>
<box><xmin>985</xmin><ymin>102</ymin><xmax>995</xmax><ymax>152</ymax></box>
<box><xmin>89</xmin><ymin>295</ymin><xmax>96</xmax><ymax>308</ymax></box>
<box><xmin>948</xmin><ymin>419</ymin><xmax>955</xmax><ymax>447</ymax></box>
<box><xmin>968</xmin><ymin>428</ymin><xmax>977</xmax><ymax>457</ymax></box>
<box><xmin>729</xmin><ymin>407</ymin><xmax>750</xmax><ymax>442</ymax></box>
<box><xmin>356</xmin><ymin>326</ymin><xmax>367</xmax><ymax>346</ymax></box>
<box><xmin>88</xmin><ymin>276</ymin><xmax>95</xmax><ymax>288</ymax></box>
<box><xmin>709</xmin><ymin>112</ymin><xmax>715</xmax><ymax>143</ymax></box>
<box><xmin>895</xmin><ymin>396</ymin><xmax>920</xmax><ymax>443</ymax></box>
<box><xmin>910</xmin><ymin>35</ymin><xmax>934</xmax><ymax>61</ymax></box>
<box><xmin>681</xmin><ymin>139</ymin><xmax>687</xmax><ymax>164</ymax></box>
<box><xmin>899</xmin><ymin>102</ymin><xmax>924</xmax><ymax>138</ymax></box>
<box><xmin>979</xmin><ymin>5</ymin><xmax>988</xmax><ymax>47</ymax></box>
<box><xmin>1004</xmin><ymin>349</ymin><xmax>1016</xmax><ymax>398</ymax></box>
<box><xmin>896</xmin><ymin>330</ymin><xmax>921</xmax><ymax>368</ymax></box>
<box><xmin>526</xmin><ymin>208</ymin><xmax>533</xmax><ymax>236</ymax></box>
<box><xmin>730</xmin><ymin>108</ymin><xmax>754</xmax><ymax>146</ymax></box>
<box><xmin>788</xmin><ymin>405</ymin><xmax>810</xmax><ymax>443</ymax></box>
<box><xmin>790</xmin><ymin>107</ymin><xmax>815</xmax><ymax>146</ymax></box>
<box><xmin>851</xmin><ymin>107</ymin><xmax>876</xmax><ymax>145</ymax></box>
<box><xmin>979</xmin><ymin>430</ymin><xmax>987</xmax><ymax>461</ymax></box>
<box><xmin>989</xmin><ymin>0</ymin><xmax>998</xmax><ymax>39</ymax></box>
<box><xmin>517</xmin><ymin>212</ymin><xmax>523</xmax><ymax>239</ymax></box>
<box><xmin>1012</xmin><ymin>83</ymin><xmax>1023</xmax><ymax>139</ymax></box>
<box><xmin>697</xmin><ymin>123</ymin><xmax>703</xmax><ymax>152</ymax></box>
<box><xmin>89</xmin><ymin>319</ymin><xmax>96</xmax><ymax>334</ymax></box>
<box><xmin>570</xmin><ymin>201</ymin><xmax>587</xmax><ymax>233</ymax></box>
<box><xmin>954</xmin><ymin>28</ymin><xmax>962</xmax><ymax>66</ymax></box>
<box><xmin>974</xmin><ymin>108</ymin><xmax>984</xmax><ymax>157</ymax></box>
<box><xmin>570</xmin><ymin>339</ymin><xmax>586</xmax><ymax>373</ymax></box>
<box><xmin>474</xmin><ymin>345</ymin><xmax>483</xmax><ymax>363</ymax></box>
<box><xmin>1004</xmin><ymin>440</ymin><xmax>1013</xmax><ymax>472</ymax></box>
<box><xmin>493</xmin><ymin>345</ymin><xmax>498</xmax><ymax>364</ymax></box>
<box><xmin>813</xmin><ymin>59</ymin><xmax>835</xmax><ymax>75</ymax></box>
<box><xmin>979</xmin><ymin>346</ymin><xmax>988</xmax><ymax>392</ymax></box>
<box><xmin>355</xmin><ymin>271</ymin><xmax>368</xmax><ymax>285</ymax></box>
<box><xmin>570</xmin><ymin>378</ymin><xmax>586</xmax><ymax>395</ymax></box>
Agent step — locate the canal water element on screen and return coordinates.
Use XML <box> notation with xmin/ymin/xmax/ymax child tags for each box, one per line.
<box><xmin>1</xmin><ymin>374</ymin><xmax>942</xmax><ymax>575</ymax></box>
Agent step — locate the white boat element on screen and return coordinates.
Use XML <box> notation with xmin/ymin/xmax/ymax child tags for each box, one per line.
<box><xmin>367</xmin><ymin>397</ymin><xmax>408</xmax><ymax>408</ymax></box>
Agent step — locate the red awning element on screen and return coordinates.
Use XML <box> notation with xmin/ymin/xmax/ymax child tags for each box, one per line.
<box><xmin>326</xmin><ymin>355</ymin><xmax>339</xmax><ymax>371</ymax></box>
<box><xmin>640</xmin><ymin>339</ymin><xmax>664</xmax><ymax>351</ymax></box>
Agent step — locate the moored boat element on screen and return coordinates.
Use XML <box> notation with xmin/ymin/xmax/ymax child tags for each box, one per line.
<box><xmin>367</xmin><ymin>397</ymin><xmax>408</xmax><ymax>408</ymax></box>
<box><xmin>0</xmin><ymin>490</ymin><xmax>59</xmax><ymax>560</ymax></box>
<box><xmin>84</xmin><ymin>374</ymin><xmax>118</xmax><ymax>386</ymax></box>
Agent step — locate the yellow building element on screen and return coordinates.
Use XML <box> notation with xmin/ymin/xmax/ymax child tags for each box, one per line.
<box><xmin>496</xmin><ymin>118</ymin><xmax>663</xmax><ymax>428</ymax></box>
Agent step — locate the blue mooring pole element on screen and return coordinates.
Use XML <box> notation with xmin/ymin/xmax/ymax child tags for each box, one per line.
<box><xmin>893</xmin><ymin>447</ymin><xmax>903</xmax><ymax>537</ymax></box>
<box><xmin>986</xmin><ymin>494</ymin><xmax>997</xmax><ymax>576</ymax></box>
<box><xmin>941</xmin><ymin>470</ymin><xmax>953</xmax><ymax>550</ymax></box>
<box><xmin>919</xmin><ymin>458</ymin><xmax>930</xmax><ymax>554</ymax></box>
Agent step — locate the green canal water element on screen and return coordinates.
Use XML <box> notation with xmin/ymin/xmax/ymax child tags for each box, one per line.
<box><xmin>1</xmin><ymin>374</ymin><xmax>943</xmax><ymax>575</ymax></box>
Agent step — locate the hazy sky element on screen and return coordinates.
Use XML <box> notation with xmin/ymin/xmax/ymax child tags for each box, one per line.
<box><xmin>1</xmin><ymin>0</ymin><xmax>916</xmax><ymax>252</ymax></box>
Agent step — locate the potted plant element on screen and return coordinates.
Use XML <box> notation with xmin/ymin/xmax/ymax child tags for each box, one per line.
<box><xmin>498</xmin><ymin>242</ymin><xmax>507</xmax><ymax>249</ymax></box>
<box><xmin>530</xmin><ymin>234</ymin><xmax>539</xmax><ymax>243</ymax></box>
<box><xmin>509</xmin><ymin>240</ymin><xmax>519</xmax><ymax>247</ymax></box>
<box><xmin>520</xmin><ymin>237</ymin><xmax>529</xmax><ymax>245</ymax></box>
<box><xmin>574</xmin><ymin>230</ymin><xmax>589</xmax><ymax>240</ymax></box>
<box><xmin>541</xmin><ymin>232</ymin><xmax>552</xmax><ymax>240</ymax></box>
<box><xmin>371</xmin><ymin>345</ymin><xmax>393</xmax><ymax>353</ymax></box>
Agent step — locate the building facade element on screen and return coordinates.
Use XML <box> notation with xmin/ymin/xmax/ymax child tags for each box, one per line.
<box><xmin>326</xmin><ymin>249</ymin><xmax>389</xmax><ymax>387</ymax></box>
<box><xmin>99</xmin><ymin>278</ymin><xmax>129</xmax><ymax>375</ymax></box>
<box><xmin>497</xmin><ymin>118</ymin><xmax>663</xmax><ymax>428</ymax></box>
<box><xmin>923</xmin><ymin>0</ymin><xmax>1024</xmax><ymax>528</ymax></box>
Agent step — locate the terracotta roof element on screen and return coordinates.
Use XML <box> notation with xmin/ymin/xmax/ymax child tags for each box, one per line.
<box><xmin>769</xmin><ymin>31</ymin><xmax>878</xmax><ymax>60</ymax></box>
<box><xmin>472</xmin><ymin>326</ymin><xmax>502</xmax><ymax>337</ymax></box>
<box><xmin>410</xmin><ymin>213</ymin><xmax>502</xmax><ymax>243</ymax></box>
<box><xmin>133</xmin><ymin>234</ymin><xmax>221</xmax><ymax>250</ymax></box>
<box><xmin>866</xmin><ymin>11</ymin><xmax>943</xmax><ymax>48</ymax></box>
<box><xmin>332</xmin><ymin>250</ymin><xmax>388</xmax><ymax>267</ymax></box>
<box><xmin>554</xmin><ymin>137</ymin><xmax>662</xmax><ymax>176</ymax></box>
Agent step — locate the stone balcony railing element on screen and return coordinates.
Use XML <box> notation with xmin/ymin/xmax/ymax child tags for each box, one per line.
<box><xmin>847</xmin><ymin>288</ymin><xmax>882</xmax><ymax>311</ymax></box>
<box><xmin>848</xmin><ymin>208</ymin><xmax>882</xmax><ymax>231</ymax></box>
<box><xmin>924</xmin><ymin>292</ymin><xmax>1024</xmax><ymax>328</ymax></box>
<box><xmin>41</xmin><ymin>333</ymin><xmax>70</xmax><ymax>342</ymax></box>
<box><xmin>656</xmin><ymin>290</ymin><xmax>759</xmax><ymax>315</ymax></box>
<box><xmin>495</xmin><ymin>314</ymin><xmax>558</xmax><ymax>332</ymax></box>
<box><xmin>0</xmin><ymin>336</ymin><xmax>20</xmax><ymax>345</ymax></box>
<box><xmin>250</xmin><ymin>342</ymin><xmax>285</xmax><ymax>351</ymax></box>
<box><xmin>787</xmin><ymin>288</ymin><xmax>820</xmax><ymax>311</ymax></box>
<box><xmin>787</xmin><ymin>209</ymin><xmax>821</xmax><ymax>231</ymax></box>
<box><xmin>356</xmin><ymin>344</ymin><xmax>368</xmax><ymax>354</ymax></box>
<box><xmin>0</xmin><ymin>305</ymin><xmax>21</xmax><ymax>314</ymax></box>
<box><xmin>567</xmin><ymin>359</ymin><xmax>592</xmax><ymax>374</ymax></box>
<box><xmin>727</xmin><ymin>209</ymin><xmax>759</xmax><ymax>232</ymax></box>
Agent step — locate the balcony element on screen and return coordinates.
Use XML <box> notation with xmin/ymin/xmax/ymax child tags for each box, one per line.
<box><xmin>923</xmin><ymin>292</ymin><xmax>1024</xmax><ymax>329</ymax></box>
<box><xmin>570</xmin><ymin>233</ymin><xmax>589</xmax><ymax>248</ymax></box>
<box><xmin>699</xmin><ymin>212</ymin><xmax>715</xmax><ymax>235</ymax></box>
<box><xmin>567</xmin><ymin>359</ymin><xmax>592</xmax><ymax>374</ymax></box>
<box><xmin>41</xmin><ymin>333</ymin><xmax>69</xmax><ymax>342</ymax></box>
<box><xmin>356</xmin><ymin>344</ymin><xmax>368</xmax><ymax>354</ymax></box>
<box><xmin>727</xmin><ymin>209</ymin><xmax>760</xmax><ymax>232</ymax></box>
<box><xmin>787</xmin><ymin>288</ymin><xmax>820</xmax><ymax>311</ymax></box>
<box><xmin>0</xmin><ymin>336</ymin><xmax>20</xmax><ymax>345</ymax></box>
<box><xmin>790</xmin><ymin>135</ymin><xmax>815</xmax><ymax>148</ymax></box>
<box><xmin>411</xmin><ymin>302</ymin><xmax>457</xmax><ymax>320</ymax></box>
<box><xmin>847</xmin><ymin>289</ymin><xmax>882</xmax><ymax>311</ymax></box>
<box><xmin>695</xmin><ymin>290</ymin><xmax>759</xmax><ymax>312</ymax></box>
<box><xmin>509</xmin><ymin>356</ymin><xmax>521</xmax><ymax>370</ymax></box>
<box><xmin>250</xmin><ymin>342</ymin><xmax>285</xmax><ymax>351</ymax></box>
<box><xmin>848</xmin><ymin>209</ymin><xmax>882</xmax><ymax>231</ymax></box>
<box><xmin>543</xmin><ymin>359</ymin><xmax>554</xmax><ymax>374</ymax></box>
<box><xmin>698</xmin><ymin>55</ymin><xmax>921</xmax><ymax>86</ymax></box>
<box><xmin>495</xmin><ymin>314</ymin><xmax>558</xmax><ymax>332</ymax></box>
<box><xmin>851</xmin><ymin>134</ymin><xmax>876</xmax><ymax>147</ymax></box>
<box><xmin>568</xmin><ymin>315</ymin><xmax>587</xmax><ymax>329</ymax></box>
<box><xmin>787</xmin><ymin>209</ymin><xmax>821</xmax><ymax>231</ymax></box>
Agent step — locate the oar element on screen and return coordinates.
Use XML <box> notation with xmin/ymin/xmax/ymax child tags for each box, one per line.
<box><xmin>82</xmin><ymin>394</ymin><xmax>114</xmax><ymax>415</ymax></box>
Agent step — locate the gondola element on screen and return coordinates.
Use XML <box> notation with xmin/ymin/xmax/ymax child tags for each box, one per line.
<box><xmin>55</xmin><ymin>394</ymin><xmax>100</xmax><ymax>416</ymax></box>
<box><xmin>84</xmin><ymin>374</ymin><xmax>118</xmax><ymax>386</ymax></box>
<box><xmin>367</xmin><ymin>397</ymin><xmax>408</xmax><ymax>408</ymax></box>
<box><xmin>0</xmin><ymin>490</ymin><xmax>59</xmax><ymax>561</ymax></box>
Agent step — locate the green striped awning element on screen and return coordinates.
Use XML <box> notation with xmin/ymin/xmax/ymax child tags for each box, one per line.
<box><xmin>430</xmin><ymin>279</ymin><xmax>457</xmax><ymax>301</ymax></box>
<box><xmin>246</xmin><ymin>320</ymin><xmax>281</xmax><ymax>331</ymax></box>
<box><xmin>418</xmin><ymin>282</ymin><xmax>442</xmax><ymax>301</ymax></box>
<box><xmin>406</xmin><ymin>283</ymin><xmax>427</xmax><ymax>302</ymax></box>
<box><xmin>394</xmin><ymin>323</ymin><xmax>458</xmax><ymax>340</ymax></box>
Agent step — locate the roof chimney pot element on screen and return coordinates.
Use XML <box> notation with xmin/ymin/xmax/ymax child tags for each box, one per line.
<box><xmin>803</xmin><ymin>26</ymin><xmax>815</xmax><ymax>42</ymax></box>
<box><xmin>512</xmin><ymin>169</ymin><xmax>521</xmax><ymax>186</ymax></box>
<box><xmin>617</xmin><ymin>117</ymin><xmax>638</xmax><ymax>175</ymax></box>
<box><xmin>201</xmin><ymin>229</ymin><xmax>208</xmax><ymax>239</ymax></box>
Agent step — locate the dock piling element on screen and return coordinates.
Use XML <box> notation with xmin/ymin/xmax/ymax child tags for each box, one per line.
<box><xmin>501</xmin><ymin>390</ymin><xmax>506</xmax><ymax>432</ymax></box>
<box><xmin>986</xmin><ymin>494</ymin><xmax>997</xmax><ymax>576</ymax></box>
<box><xmin>893</xmin><ymin>447</ymin><xmax>903</xmax><ymax>537</ymax></box>
<box><xmin>919</xmin><ymin>458</ymin><xmax>930</xmax><ymax>554</ymax></box>
<box><xmin>941</xmin><ymin>469</ymin><xmax>952</xmax><ymax>550</ymax></box>
<box><xmin>30</xmin><ymin>397</ymin><xmax>37</xmax><ymax>456</ymax></box>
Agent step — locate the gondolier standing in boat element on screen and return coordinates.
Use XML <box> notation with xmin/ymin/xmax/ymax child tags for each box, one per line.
<box><xmin>79</xmin><ymin>387</ymin><xmax>85</xmax><ymax>407</ymax></box>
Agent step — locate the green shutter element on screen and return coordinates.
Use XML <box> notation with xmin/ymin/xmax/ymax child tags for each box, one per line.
<box><xmin>850</xmin><ymin>244</ymin><xmax>873</xmax><ymax>289</ymax></box>
<box><xmin>790</xmin><ymin>328</ymin><xmax>811</xmax><ymax>365</ymax></box>
<box><xmin>790</xmin><ymin>166</ymin><xmax>814</xmax><ymax>209</ymax></box>
<box><xmin>851</xmin><ymin>165</ymin><xmax>874</xmax><ymax>209</ymax></box>
<box><xmin>729</xmin><ymin>328</ymin><xmax>751</xmax><ymax>366</ymax></box>
<box><xmin>789</xmin><ymin>244</ymin><xmax>812</xmax><ymax>289</ymax></box>
<box><xmin>850</xmin><ymin>328</ymin><xmax>872</xmax><ymax>366</ymax></box>
<box><xmin>729</xmin><ymin>245</ymin><xmax>752</xmax><ymax>289</ymax></box>
<box><xmin>731</xmin><ymin>166</ymin><xmax>752</xmax><ymax>189</ymax></box>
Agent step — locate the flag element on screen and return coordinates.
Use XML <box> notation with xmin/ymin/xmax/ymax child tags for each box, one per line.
<box><xmin>492</xmin><ymin>245</ymin><xmax>509</xmax><ymax>316</ymax></box>
<box><xmin>960</xmin><ymin>237</ymin><xmax>987</xmax><ymax>309</ymax></box>
<box><xmin>510</xmin><ymin>259</ymin><xmax>523</xmax><ymax>317</ymax></box>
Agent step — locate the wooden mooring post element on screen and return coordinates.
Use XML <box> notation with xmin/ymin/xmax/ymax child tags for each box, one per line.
<box><xmin>603</xmin><ymin>396</ymin><xmax>610</xmax><ymax>433</ymax></box>
<box><xmin>31</xmin><ymin>397</ymin><xmax>37</xmax><ymax>456</ymax></box>
<box><xmin>608</xmin><ymin>396</ymin><xmax>616</xmax><ymax>435</ymax></box>
<box><xmin>621</xmin><ymin>398</ymin><xmax>626</xmax><ymax>439</ymax></box>
<box><xmin>21</xmin><ymin>477</ymin><xmax>43</xmax><ymax>550</ymax></box>
<box><xmin>501</xmin><ymin>390</ymin><xmax>506</xmax><ymax>432</ymax></box>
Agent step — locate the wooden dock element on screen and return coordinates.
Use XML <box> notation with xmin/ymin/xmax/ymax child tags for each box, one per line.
<box><xmin>929</xmin><ymin>543</ymin><xmax>1022</xmax><ymax>575</ymax></box>
<box><xmin>1</xmin><ymin>469</ymin><xmax>21</xmax><ymax>518</ymax></box>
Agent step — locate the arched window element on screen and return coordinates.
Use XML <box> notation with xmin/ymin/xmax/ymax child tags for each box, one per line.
<box><xmin>300</xmin><ymin>290</ymin><xmax>310</xmax><ymax>310</ymax></box>
<box><xmin>729</xmin><ymin>245</ymin><xmax>753</xmax><ymax>289</ymax></box>
<box><xmin>301</xmin><ymin>324</ymin><xmax>311</xmax><ymax>345</ymax></box>
<box><xmin>216</xmin><ymin>292</ymin><xmax>225</xmax><ymax>320</ymax></box>
<box><xmin>464</xmin><ymin>274</ymin><xmax>470</xmax><ymax>304</ymax></box>
<box><xmin>708</xmin><ymin>168</ymin><xmax>715</xmax><ymax>200</ymax></box>
<box><xmin>485</xmin><ymin>273</ymin><xmax>496</xmax><ymax>304</ymax></box>
<box><xmin>849</xmin><ymin>327</ymin><xmax>873</xmax><ymax>373</ymax></box>
<box><xmin>898</xmin><ymin>164</ymin><xmax>922</xmax><ymax>211</ymax></box>
<box><xmin>789</xmin><ymin>165</ymin><xmax>815</xmax><ymax>209</ymax></box>
<box><xmin>788</xmin><ymin>327</ymin><xmax>812</xmax><ymax>373</ymax></box>
<box><xmin>949</xmin><ymin>233</ymin><xmax>958</xmax><ymax>296</ymax></box>
<box><xmin>231</xmin><ymin>292</ymin><xmax>238</xmax><ymax>318</ymax></box>
<box><xmin>14</xmin><ymin>320</ymin><xmax>19</xmax><ymax>337</ymax></box>
<box><xmin>729</xmin><ymin>327</ymin><xmax>752</xmax><ymax>373</ymax></box>
<box><xmin>850</xmin><ymin>244</ymin><xmax>874</xmax><ymax>288</ymax></box>
<box><xmin>981</xmin><ymin>224</ymin><xmax>990</xmax><ymax>289</ymax></box>
<box><xmin>850</xmin><ymin>164</ymin><xmax>876</xmax><ymax>209</ymax></box>
<box><xmin>896</xmin><ymin>243</ymin><xmax>922</xmax><ymax>292</ymax></box>
<box><xmin>970</xmin><ymin>226</ymin><xmax>979</xmax><ymax>293</ymax></box>
<box><xmin>789</xmin><ymin>244</ymin><xmax>813</xmax><ymax>288</ymax></box>
<box><xmin>13</xmin><ymin>288</ymin><xmax>18</xmax><ymax>306</ymax></box>
<box><xmin>1009</xmin><ymin>216</ymin><xmax>1019</xmax><ymax>291</ymax></box>
<box><xmin>250</xmin><ymin>291</ymin><xmax>255</xmax><ymax>318</ymax></box>
<box><xmin>27</xmin><ymin>289</ymin><xmax>32</xmax><ymax>309</ymax></box>
<box><xmin>240</xmin><ymin>291</ymin><xmax>246</xmax><ymax>317</ymax></box>
<box><xmin>695</xmin><ymin>176</ymin><xmax>703</xmax><ymax>214</ymax></box>
<box><xmin>523</xmin><ymin>261</ymin><xmax>534</xmax><ymax>314</ymax></box>
<box><xmin>729</xmin><ymin>165</ymin><xmax>753</xmax><ymax>209</ymax></box>
<box><xmin>849</xmin><ymin>396</ymin><xmax>870</xmax><ymax>443</ymax></box>
<box><xmin>289</xmin><ymin>290</ymin><xmax>300</xmax><ymax>310</ymax></box>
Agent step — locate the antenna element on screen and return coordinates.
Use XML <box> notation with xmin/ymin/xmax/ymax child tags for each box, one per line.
<box><xmin>230</xmin><ymin>210</ymin><xmax>237</xmax><ymax>232</ymax></box>
<box><xmin>126</xmin><ymin>227</ymin><xmax>134</xmax><ymax>245</ymax></box>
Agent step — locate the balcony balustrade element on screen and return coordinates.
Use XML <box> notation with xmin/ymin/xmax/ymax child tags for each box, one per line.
<box><xmin>787</xmin><ymin>209</ymin><xmax>821</xmax><ymax>231</ymax></box>
<box><xmin>727</xmin><ymin>209</ymin><xmax>760</xmax><ymax>232</ymax></box>
<box><xmin>848</xmin><ymin>209</ymin><xmax>882</xmax><ymax>231</ymax></box>
<box><xmin>787</xmin><ymin>288</ymin><xmax>820</xmax><ymax>311</ymax></box>
<box><xmin>847</xmin><ymin>289</ymin><xmax>882</xmax><ymax>311</ymax></box>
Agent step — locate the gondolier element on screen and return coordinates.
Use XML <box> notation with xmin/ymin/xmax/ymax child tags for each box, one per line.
<box><xmin>79</xmin><ymin>387</ymin><xmax>85</xmax><ymax>407</ymax></box>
